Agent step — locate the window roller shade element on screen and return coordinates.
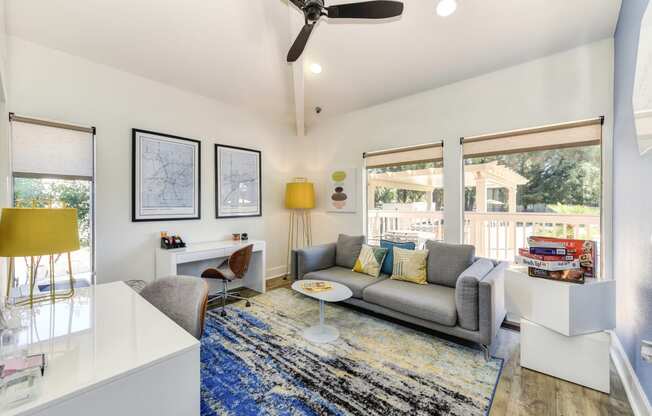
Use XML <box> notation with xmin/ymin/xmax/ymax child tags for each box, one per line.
<box><xmin>364</xmin><ymin>142</ymin><xmax>443</xmax><ymax>168</ymax></box>
<box><xmin>12</xmin><ymin>119</ymin><xmax>94</xmax><ymax>178</ymax></box>
<box><xmin>462</xmin><ymin>118</ymin><xmax>602</xmax><ymax>158</ymax></box>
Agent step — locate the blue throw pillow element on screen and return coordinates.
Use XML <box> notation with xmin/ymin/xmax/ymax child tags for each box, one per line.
<box><xmin>380</xmin><ymin>240</ymin><xmax>416</xmax><ymax>275</ymax></box>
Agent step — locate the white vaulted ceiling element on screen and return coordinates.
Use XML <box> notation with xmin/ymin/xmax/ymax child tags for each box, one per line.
<box><xmin>6</xmin><ymin>0</ymin><xmax>295</xmax><ymax>122</ymax></box>
<box><xmin>6</xmin><ymin>0</ymin><xmax>621</xmax><ymax>130</ymax></box>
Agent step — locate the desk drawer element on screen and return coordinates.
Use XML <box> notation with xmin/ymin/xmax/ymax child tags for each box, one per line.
<box><xmin>176</xmin><ymin>248</ymin><xmax>227</xmax><ymax>264</ymax></box>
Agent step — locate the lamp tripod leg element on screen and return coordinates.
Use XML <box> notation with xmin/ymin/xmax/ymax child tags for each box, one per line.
<box><xmin>28</xmin><ymin>256</ymin><xmax>35</xmax><ymax>306</ymax></box>
<box><xmin>286</xmin><ymin>210</ymin><xmax>295</xmax><ymax>280</ymax></box>
<box><xmin>67</xmin><ymin>252</ymin><xmax>75</xmax><ymax>298</ymax></box>
<box><xmin>5</xmin><ymin>258</ymin><xmax>14</xmax><ymax>303</ymax></box>
<box><xmin>50</xmin><ymin>255</ymin><xmax>55</xmax><ymax>302</ymax></box>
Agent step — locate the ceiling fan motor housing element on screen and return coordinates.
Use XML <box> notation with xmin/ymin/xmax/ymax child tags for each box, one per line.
<box><xmin>305</xmin><ymin>0</ymin><xmax>325</xmax><ymax>21</ymax></box>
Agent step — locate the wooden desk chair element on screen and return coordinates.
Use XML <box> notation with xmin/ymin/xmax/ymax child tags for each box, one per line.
<box><xmin>201</xmin><ymin>244</ymin><xmax>255</xmax><ymax>316</ymax></box>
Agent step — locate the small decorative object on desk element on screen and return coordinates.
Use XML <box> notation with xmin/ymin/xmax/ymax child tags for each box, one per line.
<box><xmin>160</xmin><ymin>231</ymin><xmax>186</xmax><ymax>250</ymax></box>
<box><xmin>302</xmin><ymin>281</ymin><xmax>333</xmax><ymax>293</ymax></box>
<box><xmin>232</xmin><ymin>233</ymin><xmax>241</xmax><ymax>241</ymax></box>
<box><xmin>0</xmin><ymin>354</ymin><xmax>46</xmax><ymax>409</ymax></box>
<box><xmin>515</xmin><ymin>236</ymin><xmax>597</xmax><ymax>284</ymax></box>
<box><xmin>241</xmin><ymin>233</ymin><xmax>248</xmax><ymax>241</ymax></box>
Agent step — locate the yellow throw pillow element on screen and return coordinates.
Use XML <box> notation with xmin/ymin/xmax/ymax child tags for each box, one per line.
<box><xmin>391</xmin><ymin>246</ymin><xmax>428</xmax><ymax>284</ymax></box>
<box><xmin>353</xmin><ymin>244</ymin><xmax>388</xmax><ymax>278</ymax></box>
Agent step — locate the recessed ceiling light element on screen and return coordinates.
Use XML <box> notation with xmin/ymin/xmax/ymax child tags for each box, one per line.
<box><xmin>309</xmin><ymin>63</ymin><xmax>323</xmax><ymax>74</ymax></box>
<box><xmin>436</xmin><ymin>0</ymin><xmax>457</xmax><ymax>17</ymax></box>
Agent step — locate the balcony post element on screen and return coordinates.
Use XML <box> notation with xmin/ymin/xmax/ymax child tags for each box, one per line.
<box><xmin>368</xmin><ymin>182</ymin><xmax>377</xmax><ymax>210</ymax></box>
<box><xmin>474</xmin><ymin>174</ymin><xmax>487</xmax><ymax>256</ymax></box>
<box><xmin>508</xmin><ymin>186</ymin><xmax>517</xmax><ymax>257</ymax></box>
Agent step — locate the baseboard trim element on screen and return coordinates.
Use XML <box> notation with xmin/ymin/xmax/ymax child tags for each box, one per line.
<box><xmin>266</xmin><ymin>266</ymin><xmax>287</xmax><ymax>280</ymax></box>
<box><xmin>610</xmin><ymin>331</ymin><xmax>652</xmax><ymax>416</ymax></box>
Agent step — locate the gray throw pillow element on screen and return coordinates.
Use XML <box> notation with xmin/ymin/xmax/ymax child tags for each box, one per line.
<box><xmin>335</xmin><ymin>234</ymin><xmax>365</xmax><ymax>269</ymax></box>
<box><xmin>425</xmin><ymin>240</ymin><xmax>475</xmax><ymax>287</ymax></box>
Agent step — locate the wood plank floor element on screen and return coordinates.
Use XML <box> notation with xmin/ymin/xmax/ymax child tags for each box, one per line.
<box><xmin>489</xmin><ymin>328</ymin><xmax>633</xmax><ymax>416</ymax></box>
<box><xmin>209</xmin><ymin>276</ymin><xmax>634</xmax><ymax>416</ymax></box>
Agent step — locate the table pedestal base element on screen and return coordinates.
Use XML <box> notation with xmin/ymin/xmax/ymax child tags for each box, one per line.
<box><xmin>302</xmin><ymin>299</ymin><xmax>340</xmax><ymax>344</ymax></box>
<box><xmin>303</xmin><ymin>324</ymin><xmax>339</xmax><ymax>344</ymax></box>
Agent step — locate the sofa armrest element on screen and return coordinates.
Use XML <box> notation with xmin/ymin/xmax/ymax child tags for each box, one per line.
<box><xmin>455</xmin><ymin>259</ymin><xmax>495</xmax><ymax>331</ymax></box>
<box><xmin>292</xmin><ymin>243</ymin><xmax>337</xmax><ymax>280</ymax></box>
<box><xmin>477</xmin><ymin>261</ymin><xmax>508</xmax><ymax>348</ymax></box>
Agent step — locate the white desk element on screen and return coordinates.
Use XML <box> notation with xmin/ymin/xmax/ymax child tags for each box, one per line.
<box><xmin>156</xmin><ymin>240</ymin><xmax>266</xmax><ymax>294</ymax></box>
<box><xmin>3</xmin><ymin>282</ymin><xmax>200</xmax><ymax>415</ymax></box>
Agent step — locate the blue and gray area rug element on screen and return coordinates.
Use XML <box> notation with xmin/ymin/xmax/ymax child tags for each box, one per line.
<box><xmin>200</xmin><ymin>288</ymin><xmax>503</xmax><ymax>416</ymax></box>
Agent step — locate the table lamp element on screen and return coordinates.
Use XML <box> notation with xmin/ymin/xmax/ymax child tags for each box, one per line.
<box><xmin>0</xmin><ymin>207</ymin><xmax>80</xmax><ymax>306</ymax></box>
<box><xmin>285</xmin><ymin>178</ymin><xmax>315</xmax><ymax>277</ymax></box>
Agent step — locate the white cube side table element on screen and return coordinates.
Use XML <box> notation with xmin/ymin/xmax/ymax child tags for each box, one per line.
<box><xmin>505</xmin><ymin>266</ymin><xmax>615</xmax><ymax>336</ymax></box>
<box><xmin>521</xmin><ymin>319</ymin><xmax>611</xmax><ymax>393</ymax></box>
<box><xmin>506</xmin><ymin>267</ymin><xmax>616</xmax><ymax>393</ymax></box>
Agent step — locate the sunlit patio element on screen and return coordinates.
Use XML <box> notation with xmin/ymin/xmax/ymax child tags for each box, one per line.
<box><xmin>367</xmin><ymin>161</ymin><xmax>600</xmax><ymax>261</ymax></box>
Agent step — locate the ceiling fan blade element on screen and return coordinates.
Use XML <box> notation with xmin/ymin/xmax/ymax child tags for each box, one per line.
<box><xmin>287</xmin><ymin>23</ymin><xmax>315</xmax><ymax>62</ymax></box>
<box><xmin>327</xmin><ymin>1</ymin><xmax>404</xmax><ymax>19</ymax></box>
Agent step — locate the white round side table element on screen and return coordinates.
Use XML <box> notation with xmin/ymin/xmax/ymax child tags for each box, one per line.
<box><xmin>291</xmin><ymin>279</ymin><xmax>353</xmax><ymax>343</ymax></box>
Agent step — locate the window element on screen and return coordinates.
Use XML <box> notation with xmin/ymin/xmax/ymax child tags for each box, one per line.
<box><xmin>10</xmin><ymin>114</ymin><xmax>95</xmax><ymax>285</ymax></box>
<box><xmin>364</xmin><ymin>143</ymin><xmax>444</xmax><ymax>247</ymax></box>
<box><xmin>461</xmin><ymin>118</ymin><xmax>602</xmax><ymax>267</ymax></box>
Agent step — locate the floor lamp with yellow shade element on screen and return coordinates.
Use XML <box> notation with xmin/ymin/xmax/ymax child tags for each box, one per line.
<box><xmin>285</xmin><ymin>178</ymin><xmax>315</xmax><ymax>277</ymax></box>
<box><xmin>0</xmin><ymin>207</ymin><xmax>80</xmax><ymax>306</ymax></box>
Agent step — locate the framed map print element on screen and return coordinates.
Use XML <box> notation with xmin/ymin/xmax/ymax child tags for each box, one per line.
<box><xmin>215</xmin><ymin>144</ymin><xmax>261</xmax><ymax>218</ymax></box>
<box><xmin>132</xmin><ymin>129</ymin><xmax>201</xmax><ymax>222</ymax></box>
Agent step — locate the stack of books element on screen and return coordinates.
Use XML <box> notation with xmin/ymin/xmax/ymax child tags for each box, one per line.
<box><xmin>515</xmin><ymin>236</ymin><xmax>597</xmax><ymax>284</ymax></box>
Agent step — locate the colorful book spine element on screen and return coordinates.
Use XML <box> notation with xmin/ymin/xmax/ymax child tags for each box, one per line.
<box><xmin>527</xmin><ymin>267</ymin><xmax>585</xmax><ymax>283</ymax></box>
<box><xmin>517</xmin><ymin>248</ymin><xmax>573</xmax><ymax>262</ymax></box>
<box><xmin>515</xmin><ymin>256</ymin><xmax>580</xmax><ymax>271</ymax></box>
<box><xmin>529</xmin><ymin>247</ymin><xmax>567</xmax><ymax>256</ymax></box>
<box><xmin>526</xmin><ymin>239</ymin><xmax>566</xmax><ymax>249</ymax></box>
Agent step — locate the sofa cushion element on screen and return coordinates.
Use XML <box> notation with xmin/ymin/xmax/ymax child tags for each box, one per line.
<box><xmin>304</xmin><ymin>267</ymin><xmax>385</xmax><ymax>299</ymax></box>
<box><xmin>335</xmin><ymin>234</ymin><xmax>365</xmax><ymax>269</ymax></box>
<box><xmin>455</xmin><ymin>259</ymin><xmax>495</xmax><ymax>331</ymax></box>
<box><xmin>362</xmin><ymin>279</ymin><xmax>457</xmax><ymax>326</ymax></box>
<box><xmin>425</xmin><ymin>241</ymin><xmax>475</xmax><ymax>287</ymax></box>
<box><xmin>380</xmin><ymin>240</ymin><xmax>416</xmax><ymax>275</ymax></box>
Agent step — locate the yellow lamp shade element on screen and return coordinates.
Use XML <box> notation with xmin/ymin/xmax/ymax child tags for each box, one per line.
<box><xmin>0</xmin><ymin>208</ymin><xmax>80</xmax><ymax>257</ymax></box>
<box><xmin>285</xmin><ymin>182</ymin><xmax>315</xmax><ymax>209</ymax></box>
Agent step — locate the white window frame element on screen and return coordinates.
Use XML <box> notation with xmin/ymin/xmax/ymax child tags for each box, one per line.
<box><xmin>8</xmin><ymin>113</ymin><xmax>97</xmax><ymax>283</ymax></box>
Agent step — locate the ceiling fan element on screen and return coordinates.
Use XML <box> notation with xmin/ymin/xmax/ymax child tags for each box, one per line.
<box><xmin>287</xmin><ymin>0</ymin><xmax>404</xmax><ymax>62</ymax></box>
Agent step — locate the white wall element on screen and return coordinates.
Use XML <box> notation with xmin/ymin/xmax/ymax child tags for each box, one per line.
<box><xmin>0</xmin><ymin>0</ymin><xmax>9</xmax><ymax>292</ymax></box>
<box><xmin>298</xmin><ymin>39</ymin><xmax>614</xmax><ymax>277</ymax></box>
<box><xmin>7</xmin><ymin>37</ymin><xmax>298</xmax><ymax>284</ymax></box>
<box><xmin>4</xmin><ymin>35</ymin><xmax>616</xmax><ymax>285</ymax></box>
<box><xmin>613</xmin><ymin>0</ymin><xmax>652</xmax><ymax>403</ymax></box>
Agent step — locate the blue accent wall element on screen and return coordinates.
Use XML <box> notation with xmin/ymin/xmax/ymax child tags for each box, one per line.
<box><xmin>614</xmin><ymin>0</ymin><xmax>652</xmax><ymax>403</ymax></box>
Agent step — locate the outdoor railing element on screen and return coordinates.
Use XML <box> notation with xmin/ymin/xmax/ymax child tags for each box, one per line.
<box><xmin>367</xmin><ymin>210</ymin><xmax>600</xmax><ymax>261</ymax></box>
<box><xmin>367</xmin><ymin>210</ymin><xmax>444</xmax><ymax>247</ymax></box>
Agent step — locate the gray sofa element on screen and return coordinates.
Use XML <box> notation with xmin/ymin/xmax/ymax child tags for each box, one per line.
<box><xmin>292</xmin><ymin>235</ymin><xmax>507</xmax><ymax>359</ymax></box>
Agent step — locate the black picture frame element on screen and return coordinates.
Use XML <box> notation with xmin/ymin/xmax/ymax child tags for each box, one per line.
<box><xmin>215</xmin><ymin>144</ymin><xmax>262</xmax><ymax>219</ymax></box>
<box><xmin>132</xmin><ymin>129</ymin><xmax>201</xmax><ymax>222</ymax></box>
